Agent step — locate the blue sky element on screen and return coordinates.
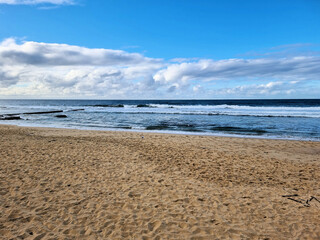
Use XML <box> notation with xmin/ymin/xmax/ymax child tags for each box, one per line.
<box><xmin>0</xmin><ymin>0</ymin><xmax>319</xmax><ymax>99</ymax></box>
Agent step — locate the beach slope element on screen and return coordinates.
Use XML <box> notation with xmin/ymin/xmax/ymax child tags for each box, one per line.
<box><xmin>0</xmin><ymin>125</ymin><xmax>319</xmax><ymax>239</ymax></box>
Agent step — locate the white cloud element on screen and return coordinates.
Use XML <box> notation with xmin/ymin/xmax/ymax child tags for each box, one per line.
<box><xmin>223</xmin><ymin>82</ymin><xmax>291</xmax><ymax>96</ymax></box>
<box><xmin>0</xmin><ymin>38</ymin><xmax>164</xmax><ymax>98</ymax></box>
<box><xmin>0</xmin><ymin>38</ymin><xmax>159</xmax><ymax>66</ymax></box>
<box><xmin>0</xmin><ymin>38</ymin><xmax>319</xmax><ymax>99</ymax></box>
<box><xmin>200</xmin><ymin>80</ymin><xmax>320</xmax><ymax>99</ymax></box>
<box><xmin>0</xmin><ymin>0</ymin><xmax>75</xmax><ymax>5</ymax></box>
<box><xmin>153</xmin><ymin>57</ymin><xmax>320</xmax><ymax>85</ymax></box>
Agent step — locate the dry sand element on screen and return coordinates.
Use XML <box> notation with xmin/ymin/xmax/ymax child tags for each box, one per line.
<box><xmin>0</xmin><ymin>124</ymin><xmax>319</xmax><ymax>239</ymax></box>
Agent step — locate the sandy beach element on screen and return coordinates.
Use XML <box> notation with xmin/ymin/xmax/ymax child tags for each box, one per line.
<box><xmin>0</xmin><ymin>124</ymin><xmax>319</xmax><ymax>239</ymax></box>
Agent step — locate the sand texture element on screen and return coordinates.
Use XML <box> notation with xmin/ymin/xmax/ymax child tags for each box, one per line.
<box><xmin>0</xmin><ymin>125</ymin><xmax>320</xmax><ymax>239</ymax></box>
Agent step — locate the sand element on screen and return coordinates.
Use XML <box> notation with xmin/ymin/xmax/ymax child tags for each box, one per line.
<box><xmin>0</xmin><ymin>125</ymin><xmax>319</xmax><ymax>239</ymax></box>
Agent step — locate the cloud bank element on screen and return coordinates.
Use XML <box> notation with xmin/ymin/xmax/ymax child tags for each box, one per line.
<box><xmin>0</xmin><ymin>38</ymin><xmax>319</xmax><ymax>99</ymax></box>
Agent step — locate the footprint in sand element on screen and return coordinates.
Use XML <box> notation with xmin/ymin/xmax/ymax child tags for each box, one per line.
<box><xmin>147</xmin><ymin>220</ymin><xmax>162</xmax><ymax>232</ymax></box>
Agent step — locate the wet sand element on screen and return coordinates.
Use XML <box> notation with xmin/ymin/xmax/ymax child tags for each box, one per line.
<box><xmin>0</xmin><ymin>125</ymin><xmax>319</xmax><ymax>239</ymax></box>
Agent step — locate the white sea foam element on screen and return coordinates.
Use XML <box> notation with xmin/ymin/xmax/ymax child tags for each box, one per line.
<box><xmin>84</xmin><ymin>104</ymin><xmax>320</xmax><ymax>118</ymax></box>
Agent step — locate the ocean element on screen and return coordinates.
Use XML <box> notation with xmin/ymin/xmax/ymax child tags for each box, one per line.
<box><xmin>0</xmin><ymin>99</ymin><xmax>319</xmax><ymax>141</ymax></box>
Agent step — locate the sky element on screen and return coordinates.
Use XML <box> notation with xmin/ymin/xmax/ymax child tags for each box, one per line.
<box><xmin>0</xmin><ymin>0</ymin><xmax>319</xmax><ymax>99</ymax></box>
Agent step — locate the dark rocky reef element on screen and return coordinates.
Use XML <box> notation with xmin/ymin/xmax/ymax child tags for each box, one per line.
<box><xmin>0</xmin><ymin>115</ymin><xmax>21</xmax><ymax>120</ymax></box>
<box><xmin>55</xmin><ymin>114</ymin><xmax>68</xmax><ymax>118</ymax></box>
<box><xmin>93</xmin><ymin>104</ymin><xmax>124</xmax><ymax>108</ymax></box>
<box><xmin>136</xmin><ymin>104</ymin><xmax>151</xmax><ymax>108</ymax></box>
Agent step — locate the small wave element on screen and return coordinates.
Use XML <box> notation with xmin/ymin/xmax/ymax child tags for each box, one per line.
<box><xmin>84</xmin><ymin>109</ymin><xmax>320</xmax><ymax>118</ymax></box>
<box><xmin>88</xmin><ymin>104</ymin><xmax>157</xmax><ymax>108</ymax></box>
<box><xmin>149</xmin><ymin>104</ymin><xmax>320</xmax><ymax>111</ymax></box>
<box><xmin>210</xmin><ymin>126</ymin><xmax>267</xmax><ymax>135</ymax></box>
<box><xmin>144</xmin><ymin>124</ymin><xmax>203</xmax><ymax>132</ymax></box>
<box><xmin>114</xmin><ymin>126</ymin><xmax>132</xmax><ymax>129</ymax></box>
<box><xmin>136</xmin><ymin>104</ymin><xmax>156</xmax><ymax>108</ymax></box>
<box><xmin>146</xmin><ymin>124</ymin><xmax>170</xmax><ymax>130</ymax></box>
<box><xmin>175</xmin><ymin>123</ymin><xmax>195</xmax><ymax>128</ymax></box>
<box><xmin>88</xmin><ymin>104</ymin><xmax>124</xmax><ymax>108</ymax></box>
<box><xmin>210</xmin><ymin>104</ymin><xmax>320</xmax><ymax>111</ymax></box>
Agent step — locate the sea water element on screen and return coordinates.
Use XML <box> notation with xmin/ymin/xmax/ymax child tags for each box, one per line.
<box><xmin>0</xmin><ymin>99</ymin><xmax>319</xmax><ymax>141</ymax></box>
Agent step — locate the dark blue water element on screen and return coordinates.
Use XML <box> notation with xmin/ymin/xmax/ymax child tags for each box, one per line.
<box><xmin>1</xmin><ymin>99</ymin><xmax>319</xmax><ymax>140</ymax></box>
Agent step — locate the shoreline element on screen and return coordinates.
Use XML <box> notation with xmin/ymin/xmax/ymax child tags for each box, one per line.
<box><xmin>1</xmin><ymin>124</ymin><xmax>319</xmax><ymax>239</ymax></box>
<box><xmin>1</xmin><ymin>122</ymin><xmax>319</xmax><ymax>142</ymax></box>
